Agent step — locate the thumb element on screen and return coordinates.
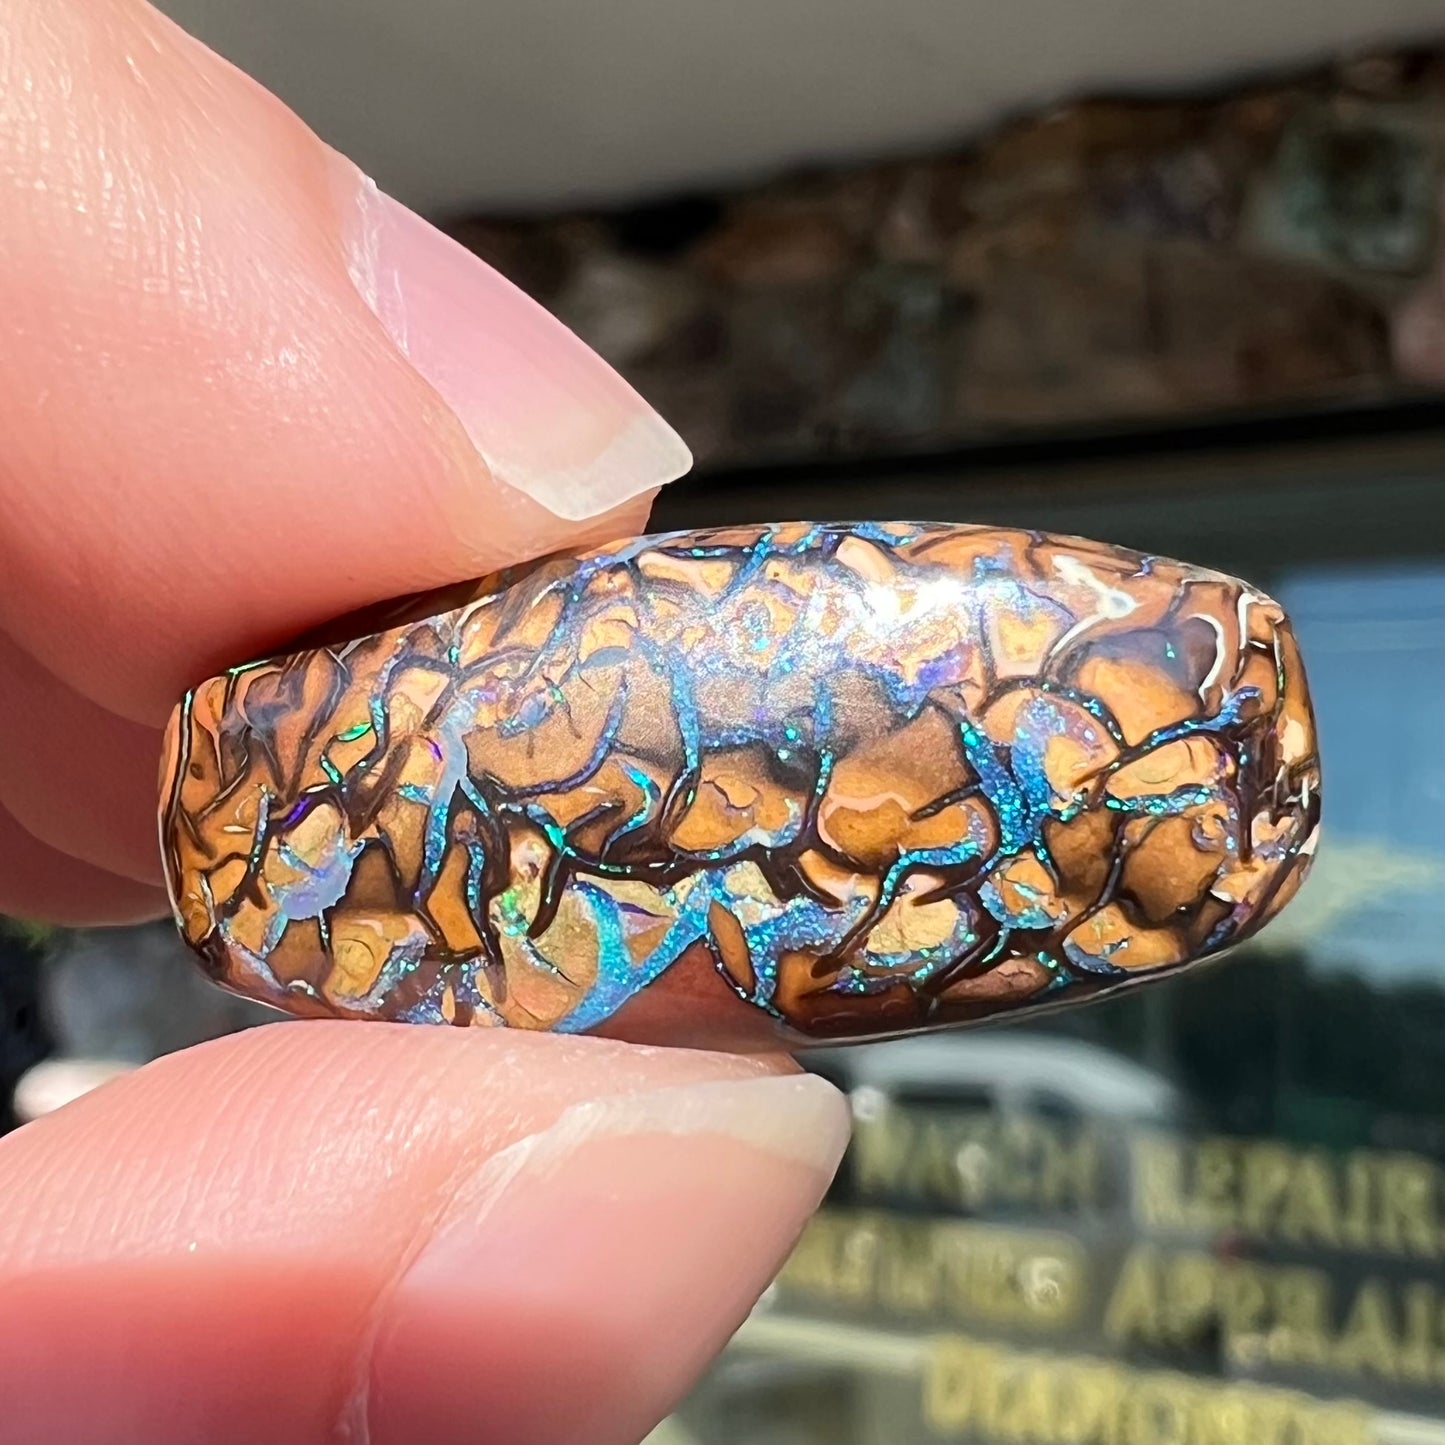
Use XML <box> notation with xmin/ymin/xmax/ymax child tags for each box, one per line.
<box><xmin>0</xmin><ymin>1024</ymin><xmax>848</xmax><ymax>1445</ymax></box>
<box><xmin>0</xmin><ymin>0</ymin><xmax>690</xmax><ymax>913</ymax></box>
<box><xmin>2</xmin><ymin>0</ymin><xmax>690</xmax><ymax>724</ymax></box>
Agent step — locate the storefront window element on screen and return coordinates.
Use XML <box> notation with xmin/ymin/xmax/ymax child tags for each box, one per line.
<box><xmin>665</xmin><ymin>426</ymin><xmax>1445</xmax><ymax>1445</ymax></box>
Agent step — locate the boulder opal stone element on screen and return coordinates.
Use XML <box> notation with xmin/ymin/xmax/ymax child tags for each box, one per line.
<box><xmin>159</xmin><ymin>522</ymin><xmax>1320</xmax><ymax>1048</ymax></box>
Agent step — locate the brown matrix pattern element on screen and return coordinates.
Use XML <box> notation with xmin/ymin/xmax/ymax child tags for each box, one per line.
<box><xmin>160</xmin><ymin>523</ymin><xmax>1320</xmax><ymax>1047</ymax></box>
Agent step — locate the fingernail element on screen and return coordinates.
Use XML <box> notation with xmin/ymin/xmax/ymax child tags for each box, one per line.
<box><xmin>12</xmin><ymin>1058</ymin><xmax>137</xmax><ymax>1123</ymax></box>
<box><xmin>365</xmin><ymin>1073</ymin><xmax>849</xmax><ymax>1445</ymax></box>
<box><xmin>331</xmin><ymin>158</ymin><xmax>692</xmax><ymax>521</ymax></box>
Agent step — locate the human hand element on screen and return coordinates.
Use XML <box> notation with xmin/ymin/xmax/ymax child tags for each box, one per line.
<box><xmin>0</xmin><ymin>3</ymin><xmax>849</xmax><ymax>1439</ymax></box>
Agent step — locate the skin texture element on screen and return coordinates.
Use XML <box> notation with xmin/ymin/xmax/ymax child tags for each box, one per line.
<box><xmin>0</xmin><ymin>1026</ymin><xmax>848</xmax><ymax>1445</ymax></box>
<box><xmin>0</xmin><ymin>0</ymin><xmax>683</xmax><ymax>920</ymax></box>
<box><xmin>161</xmin><ymin>523</ymin><xmax>1319</xmax><ymax>1045</ymax></box>
<box><xmin>0</xmin><ymin>3</ymin><xmax>851</xmax><ymax>1442</ymax></box>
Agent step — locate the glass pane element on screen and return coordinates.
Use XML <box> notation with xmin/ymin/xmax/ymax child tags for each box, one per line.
<box><xmin>667</xmin><ymin>458</ymin><xmax>1445</xmax><ymax>1445</ymax></box>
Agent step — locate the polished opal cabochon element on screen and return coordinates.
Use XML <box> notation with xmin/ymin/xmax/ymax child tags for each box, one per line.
<box><xmin>160</xmin><ymin>522</ymin><xmax>1320</xmax><ymax>1047</ymax></box>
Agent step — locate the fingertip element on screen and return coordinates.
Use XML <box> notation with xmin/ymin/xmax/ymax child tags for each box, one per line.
<box><xmin>368</xmin><ymin>1072</ymin><xmax>847</xmax><ymax>1444</ymax></box>
<box><xmin>0</xmin><ymin>1026</ymin><xmax>842</xmax><ymax>1442</ymax></box>
<box><xmin>1</xmin><ymin>0</ymin><xmax>685</xmax><ymax>727</ymax></box>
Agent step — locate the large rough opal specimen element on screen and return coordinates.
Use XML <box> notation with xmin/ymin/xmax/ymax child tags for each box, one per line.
<box><xmin>160</xmin><ymin>523</ymin><xmax>1320</xmax><ymax>1047</ymax></box>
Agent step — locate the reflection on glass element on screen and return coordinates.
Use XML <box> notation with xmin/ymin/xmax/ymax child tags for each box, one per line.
<box><xmin>1275</xmin><ymin>567</ymin><xmax>1444</xmax><ymax>982</ymax></box>
<box><xmin>672</xmin><ymin>557</ymin><xmax>1445</xmax><ymax>1445</ymax></box>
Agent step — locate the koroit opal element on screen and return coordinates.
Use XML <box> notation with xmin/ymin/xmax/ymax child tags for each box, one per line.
<box><xmin>160</xmin><ymin>523</ymin><xmax>1320</xmax><ymax>1048</ymax></box>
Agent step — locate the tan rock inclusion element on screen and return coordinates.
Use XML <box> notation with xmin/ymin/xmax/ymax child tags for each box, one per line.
<box><xmin>160</xmin><ymin>523</ymin><xmax>1320</xmax><ymax>1046</ymax></box>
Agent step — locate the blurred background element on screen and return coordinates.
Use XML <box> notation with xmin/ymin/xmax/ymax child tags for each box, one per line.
<box><xmin>3</xmin><ymin>4</ymin><xmax>1443</xmax><ymax>1442</ymax></box>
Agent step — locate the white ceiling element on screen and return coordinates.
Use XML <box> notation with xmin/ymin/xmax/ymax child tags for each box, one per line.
<box><xmin>160</xmin><ymin>0</ymin><xmax>1443</xmax><ymax>217</ymax></box>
